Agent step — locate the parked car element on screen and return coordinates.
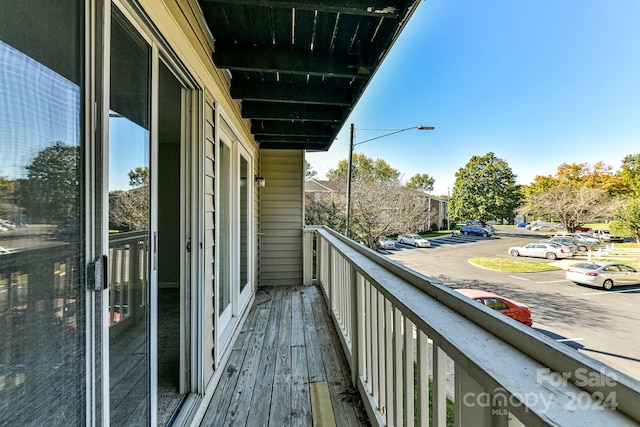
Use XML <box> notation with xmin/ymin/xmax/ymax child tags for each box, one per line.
<box><xmin>530</xmin><ymin>224</ymin><xmax>557</xmax><ymax>232</ymax></box>
<box><xmin>546</xmin><ymin>236</ymin><xmax>598</xmax><ymax>252</ymax></box>
<box><xmin>516</xmin><ymin>222</ymin><xmax>527</xmax><ymax>228</ymax></box>
<box><xmin>376</xmin><ymin>236</ymin><xmax>396</xmax><ymax>250</ymax></box>
<box><xmin>575</xmin><ymin>226</ymin><xmax>592</xmax><ymax>233</ymax></box>
<box><xmin>540</xmin><ymin>238</ymin><xmax>577</xmax><ymax>254</ymax></box>
<box><xmin>466</xmin><ymin>220</ymin><xmax>496</xmax><ymax>233</ymax></box>
<box><xmin>508</xmin><ymin>242</ymin><xmax>573</xmax><ymax>260</ymax></box>
<box><xmin>459</xmin><ymin>225</ymin><xmax>492</xmax><ymax>237</ymax></box>
<box><xmin>397</xmin><ymin>233</ymin><xmax>430</xmax><ymax>248</ymax></box>
<box><xmin>566</xmin><ymin>261</ymin><xmax>640</xmax><ymax>290</ymax></box>
<box><xmin>590</xmin><ymin>229</ymin><xmax>624</xmax><ymax>243</ymax></box>
<box><xmin>553</xmin><ymin>233</ymin><xmax>600</xmax><ymax>245</ymax></box>
<box><xmin>526</xmin><ymin>221</ymin><xmax>549</xmax><ymax>230</ymax></box>
<box><xmin>549</xmin><ymin>236</ymin><xmax>599</xmax><ymax>252</ymax></box>
<box><xmin>0</xmin><ymin>219</ymin><xmax>16</xmax><ymax>230</ymax></box>
<box><xmin>455</xmin><ymin>289</ymin><xmax>532</xmax><ymax>326</ymax></box>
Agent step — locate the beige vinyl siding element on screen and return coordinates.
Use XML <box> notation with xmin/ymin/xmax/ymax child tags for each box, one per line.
<box><xmin>202</xmin><ymin>96</ymin><xmax>215</xmax><ymax>380</ymax></box>
<box><xmin>259</xmin><ymin>150</ymin><xmax>304</xmax><ymax>286</ymax></box>
<box><xmin>253</xmin><ymin>156</ymin><xmax>260</xmax><ymax>287</ymax></box>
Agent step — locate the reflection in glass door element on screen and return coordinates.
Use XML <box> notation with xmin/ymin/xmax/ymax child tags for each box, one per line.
<box><xmin>217</xmin><ymin>131</ymin><xmax>253</xmax><ymax>346</ymax></box>
<box><xmin>108</xmin><ymin>8</ymin><xmax>152</xmax><ymax>426</ymax></box>
<box><xmin>218</xmin><ymin>139</ymin><xmax>232</xmax><ymax>330</ymax></box>
<box><xmin>239</xmin><ymin>150</ymin><xmax>251</xmax><ymax>308</ymax></box>
<box><xmin>0</xmin><ymin>2</ymin><xmax>85</xmax><ymax>425</ymax></box>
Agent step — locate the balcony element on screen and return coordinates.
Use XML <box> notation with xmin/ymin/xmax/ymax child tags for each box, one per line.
<box><xmin>204</xmin><ymin>226</ymin><xmax>640</xmax><ymax>426</ymax></box>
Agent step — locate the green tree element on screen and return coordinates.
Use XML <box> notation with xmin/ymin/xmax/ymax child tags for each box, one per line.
<box><xmin>450</xmin><ymin>152</ymin><xmax>522</xmax><ymax>224</ymax></box>
<box><xmin>522</xmin><ymin>185</ymin><xmax>621</xmax><ymax>232</ymax></box>
<box><xmin>0</xmin><ymin>172</ymin><xmax>17</xmax><ymax>219</ymax></box>
<box><xmin>618</xmin><ymin>154</ymin><xmax>640</xmax><ymax>196</ymax></box>
<box><xmin>611</xmin><ymin>197</ymin><xmax>640</xmax><ymax>246</ymax></box>
<box><xmin>16</xmin><ymin>142</ymin><xmax>80</xmax><ymax>224</ymax></box>
<box><xmin>305</xmin><ymin>160</ymin><xmax>318</xmax><ymax>181</ymax></box>
<box><xmin>323</xmin><ymin>154</ymin><xmax>428</xmax><ymax>248</ymax></box>
<box><xmin>522</xmin><ymin>161</ymin><xmax>628</xmax><ymax>231</ymax></box>
<box><xmin>110</xmin><ymin>167</ymin><xmax>150</xmax><ymax>231</ymax></box>
<box><xmin>406</xmin><ymin>173</ymin><xmax>435</xmax><ymax>193</ymax></box>
<box><xmin>128</xmin><ymin>167</ymin><xmax>149</xmax><ymax>187</ymax></box>
<box><xmin>326</xmin><ymin>153</ymin><xmax>401</xmax><ymax>184</ymax></box>
<box><xmin>526</xmin><ymin>162</ymin><xmax>630</xmax><ymax>197</ymax></box>
<box><xmin>305</xmin><ymin>191</ymin><xmax>345</xmax><ymax>230</ymax></box>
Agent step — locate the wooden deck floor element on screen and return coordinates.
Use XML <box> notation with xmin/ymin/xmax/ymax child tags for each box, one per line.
<box><xmin>200</xmin><ymin>285</ymin><xmax>370</xmax><ymax>427</ymax></box>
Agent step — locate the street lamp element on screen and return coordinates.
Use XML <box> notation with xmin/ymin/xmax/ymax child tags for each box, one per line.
<box><xmin>345</xmin><ymin>123</ymin><xmax>435</xmax><ymax>238</ymax></box>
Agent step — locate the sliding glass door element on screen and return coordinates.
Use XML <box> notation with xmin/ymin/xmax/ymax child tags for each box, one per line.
<box><xmin>108</xmin><ymin>8</ymin><xmax>152</xmax><ymax>426</ymax></box>
<box><xmin>216</xmin><ymin>123</ymin><xmax>253</xmax><ymax>348</ymax></box>
<box><xmin>0</xmin><ymin>2</ymin><xmax>86</xmax><ymax>425</ymax></box>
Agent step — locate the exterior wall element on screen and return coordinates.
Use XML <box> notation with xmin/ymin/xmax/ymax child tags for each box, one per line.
<box><xmin>259</xmin><ymin>150</ymin><xmax>304</xmax><ymax>286</ymax></box>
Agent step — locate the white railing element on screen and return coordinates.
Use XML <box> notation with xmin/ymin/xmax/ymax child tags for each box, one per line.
<box><xmin>108</xmin><ymin>231</ymin><xmax>148</xmax><ymax>327</ymax></box>
<box><xmin>303</xmin><ymin>226</ymin><xmax>640</xmax><ymax>426</ymax></box>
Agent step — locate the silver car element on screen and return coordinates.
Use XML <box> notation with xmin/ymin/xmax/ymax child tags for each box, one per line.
<box><xmin>376</xmin><ymin>236</ymin><xmax>396</xmax><ymax>250</ymax></box>
<box><xmin>397</xmin><ymin>233</ymin><xmax>431</xmax><ymax>247</ymax></box>
<box><xmin>508</xmin><ymin>243</ymin><xmax>573</xmax><ymax>260</ymax></box>
<box><xmin>566</xmin><ymin>262</ymin><xmax>640</xmax><ymax>290</ymax></box>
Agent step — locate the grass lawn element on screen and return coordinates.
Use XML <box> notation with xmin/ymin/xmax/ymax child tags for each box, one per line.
<box><xmin>470</xmin><ymin>257</ymin><xmax>562</xmax><ymax>272</ymax></box>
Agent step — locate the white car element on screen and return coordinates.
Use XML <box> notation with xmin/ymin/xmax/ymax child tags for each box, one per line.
<box><xmin>508</xmin><ymin>242</ymin><xmax>573</xmax><ymax>260</ymax></box>
<box><xmin>397</xmin><ymin>233</ymin><xmax>431</xmax><ymax>248</ymax></box>
<box><xmin>376</xmin><ymin>236</ymin><xmax>396</xmax><ymax>250</ymax></box>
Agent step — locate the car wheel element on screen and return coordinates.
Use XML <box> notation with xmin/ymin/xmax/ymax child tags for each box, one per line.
<box><xmin>578</xmin><ymin>246</ymin><xmax>587</xmax><ymax>252</ymax></box>
<box><xmin>545</xmin><ymin>252</ymin><xmax>557</xmax><ymax>260</ymax></box>
<box><xmin>462</xmin><ymin>231</ymin><xmax>467</xmax><ymax>235</ymax></box>
<box><xmin>602</xmin><ymin>279</ymin><xmax>614</xmax><ymax>290</ymax></box>
<box><xmin>550</xmin><ymin>228</ymin><xmax>556</xmax><ymax>232</ymax></box>
<box><xmin>510</xmin><ymin>249</ymin><xmax>519</xmax><ymax>257</ymax></box>
<box><xmin>415</xmin><ymin>242</ymin><xmax>419</xmax><ymax>247</ymax></box>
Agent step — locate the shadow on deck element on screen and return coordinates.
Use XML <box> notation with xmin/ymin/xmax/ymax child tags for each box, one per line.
<box><xmin>200</xmin><ymin>285</ymin><xmax>369</xmax><ymax>426</ymax></box>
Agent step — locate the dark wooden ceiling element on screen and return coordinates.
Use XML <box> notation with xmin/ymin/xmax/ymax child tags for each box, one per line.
<box><xmin>199</xmin><ymin>0</ymin><xmax>421</xmax><ymax>150</ymax></box>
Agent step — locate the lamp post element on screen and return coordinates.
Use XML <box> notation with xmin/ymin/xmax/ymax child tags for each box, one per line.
<box><xmin>345</xmin><ymin>123</ymin><xmax>435</xmax><ymax>238</ymax></box>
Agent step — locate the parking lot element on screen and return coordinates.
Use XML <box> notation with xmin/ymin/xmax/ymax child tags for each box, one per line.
<box><xmin>386</xmin><ymin>230</ymin><xmax>640</xmax><ymax>382</ymax></box>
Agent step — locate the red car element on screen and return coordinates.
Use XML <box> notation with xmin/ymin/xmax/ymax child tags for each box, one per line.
<box><xmin>456</xmin><ymin>289</ymin><xmax>533</xmax><ymax>326</ymax></box>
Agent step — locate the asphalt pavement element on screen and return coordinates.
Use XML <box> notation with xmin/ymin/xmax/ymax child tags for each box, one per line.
<box><xmin>386</xmin><ymin>229</ymin><xmax>640</xmax><ymax>382</ymax></box>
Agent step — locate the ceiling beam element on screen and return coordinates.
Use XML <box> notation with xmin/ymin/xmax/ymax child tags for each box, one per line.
<box><xmin>199</xmin><ymin>0</ymin><xmax>401</xmax><ymax>18</ymax></box>
<box><xmin>213</xmin><ymin>45</ymin><xmax>371</xmax><ymax>79</ymax></box>
<box><xmin>231</xmin><ymin>81</ymin><xmax>355</xmax><ymax>105</ymax></box>
<box><xmin>259</xmin><ymin>141</ymin><xmax>333</xmax><ymax>150</ymax></box>
<box><xmin>242</xmin><ymin>102</ymin><xmax>344</xmax><ymax>122</ymax></box>
<box><xmin>254</xmin><ymin>135</ymin><xmax>333</xmax><ymax>144</ymax></box>
<box><xmin>251</xmin><ymin>121</ymin><xmax>337</xmax><ymax>137</ymax></box>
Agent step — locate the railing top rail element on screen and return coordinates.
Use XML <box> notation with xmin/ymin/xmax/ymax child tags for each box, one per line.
<box><xmin>314</xmin><ymin>226</ymin><xmax>640</xmax><ymax>424</ymax></box>
<box><xmin>108</xmin><ymin>230</ymin><xmax>148</xmax><ymax>246</ymax></box>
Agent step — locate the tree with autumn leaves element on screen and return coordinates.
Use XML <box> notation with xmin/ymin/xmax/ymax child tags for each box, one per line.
<box><xmin>521</xmin><ymin>157</ymin><xmax>640</xmax><ymax>241</ymax></box>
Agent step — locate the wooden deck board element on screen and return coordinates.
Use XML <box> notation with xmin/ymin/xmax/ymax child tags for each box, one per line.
<box><xmin>269</xmin><ymin>286</ymin><xmax>293</xmax><ymax>425</ymax></box>
<box><xmin>200</xmin><ymin>285</ymin><xmax>369</xmax><ymax>426</ymax></box>
<box><xmin>247</xmin><ymin>286</ymin><xmax>282</xmax><ymax>426</ymax></box>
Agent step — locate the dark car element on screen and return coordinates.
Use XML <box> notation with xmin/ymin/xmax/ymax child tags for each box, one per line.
<box><xmin>459</xmin><ymin>225</ymin><xmax>492</xmax><ymax>237</ymax></box>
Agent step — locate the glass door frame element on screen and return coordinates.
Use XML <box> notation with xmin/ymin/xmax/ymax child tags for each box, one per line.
<box><xmin>100</xmin><ymin>1</ymin><xmax>204</xmax><ymax>424</ymax></box>
<box><xmin>214</xmin><ymin>110</ymin><xmax>255</xmax><ymax>356</ymax></box>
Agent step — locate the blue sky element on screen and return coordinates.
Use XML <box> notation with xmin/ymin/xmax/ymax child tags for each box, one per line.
<box><xmin>306</xmin><ymin>0</ymin><xmax>640</xmax><ymax>196</ymax></box>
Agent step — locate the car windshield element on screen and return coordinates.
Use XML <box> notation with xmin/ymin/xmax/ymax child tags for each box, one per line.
<box><xmin>575</xmin><ymin>263</ymin><xmax>600</xmax><ymax>270</ymax></box>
